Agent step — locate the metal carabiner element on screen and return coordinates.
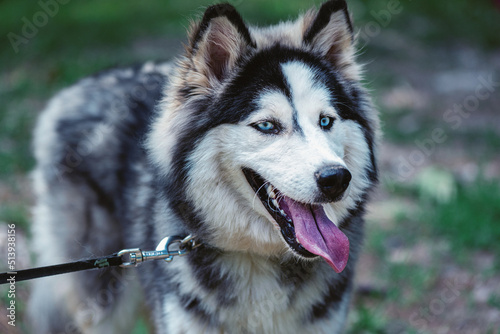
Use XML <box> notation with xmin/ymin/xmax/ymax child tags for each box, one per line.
<box><xmin>118</xmin><ymin>235</ymin><xmax>198</xmax><ymax>267</ymax></box>
<box><xmin>117</xmin><ymin>248</ymin><xmax>143</xmax><ymax>267</ymax></box>
<box><xmin>153</xmin><ymin>235</ymin><xmax>186</xmax><ymax>262</ymax></box>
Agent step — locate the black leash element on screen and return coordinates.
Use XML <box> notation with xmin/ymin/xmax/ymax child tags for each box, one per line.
<box><xmin>0</xmin><ymin>234</ymin><xmax>200</xmax><ymax>285</ymax></box>
<box><xmin>0</xmin><ymin>253</ymin><xmax>123</xmax><ymax>284</ymax></box>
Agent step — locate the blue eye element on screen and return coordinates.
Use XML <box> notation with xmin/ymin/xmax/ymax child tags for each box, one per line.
<box><xmin>258</xmin><ymin>122</ymin><xmax>274</xmax><ymax>131</ymax></box>
<box><xmin>254</xmin><ymin>120</ymin><xmax>280</xmax><ymax>134</ymax></box>
<box><xmin>319</xmin><ymin>116</ymin><xmax>334</xmax><ymax>130</ymax></box>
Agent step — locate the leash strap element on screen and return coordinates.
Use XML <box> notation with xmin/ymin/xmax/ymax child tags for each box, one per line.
<box><xmin>0</xmin><ymin>234</ymin><xmax>200</xmax><ymax>285</ymax></box>
<box><xmin>0</xmin><ymin>254</ymin><xmax>122</xmax><ymax>284</ymax></box>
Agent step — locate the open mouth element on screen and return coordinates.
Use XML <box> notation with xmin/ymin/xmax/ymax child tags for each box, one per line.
<box><xmin>242</xmin><ymin>168</ymin><xmax>350</xmax><ymax>273</ymax></box>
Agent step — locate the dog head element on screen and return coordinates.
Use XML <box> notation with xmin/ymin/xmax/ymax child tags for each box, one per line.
<box><xmin>148</xmin><ymin>0</ymin><xmax>379</xmax><ymax>272</ymax></box>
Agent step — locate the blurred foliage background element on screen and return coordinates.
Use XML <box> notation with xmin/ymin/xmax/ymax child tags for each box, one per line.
<box><xmin>0</xmin><ymin>0</ymin><xmax>499</xmax><ymax>333</ymax></box>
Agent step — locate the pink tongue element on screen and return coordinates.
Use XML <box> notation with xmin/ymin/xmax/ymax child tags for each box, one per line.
<box><xmin>282</xmin><ymin>198</ymin><xmax>349</xmax><ymax>273</ymax></box>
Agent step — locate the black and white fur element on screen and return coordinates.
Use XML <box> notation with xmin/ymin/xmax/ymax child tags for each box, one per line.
<box><xmin>28</xmin><ymin>1</ymin><xmax>379</xmax><ymax>333</ymax></box>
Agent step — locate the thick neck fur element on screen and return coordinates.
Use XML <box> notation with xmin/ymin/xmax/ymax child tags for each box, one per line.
<box><xmin>147</xmin><ymin>192</ymin><xmax>360</xmax><ymax>334</ymax></box>
<box><xmin>169</xmin><ymin>242</ymin><xmax>353</xmax><ymax>334</ymax></box>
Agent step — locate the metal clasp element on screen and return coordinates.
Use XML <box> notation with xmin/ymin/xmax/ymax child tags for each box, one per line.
<box><xmin>118</xmin><ymin>235</ymin><xmax>200</xmax><ymax>268</ymax></box>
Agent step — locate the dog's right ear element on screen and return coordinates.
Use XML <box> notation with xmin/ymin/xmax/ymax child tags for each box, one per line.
<box><xmin>188</xmin><ymin>4</ymin><xmax>256</xmax><ymax>85</ymax></box>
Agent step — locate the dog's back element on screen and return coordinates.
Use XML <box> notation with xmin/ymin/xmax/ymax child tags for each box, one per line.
<box><xmin>29</xmin><ymin>63</ymin><xmax>170</xmax><ymax>332</ymax></box>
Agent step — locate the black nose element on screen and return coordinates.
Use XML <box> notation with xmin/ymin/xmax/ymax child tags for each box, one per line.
<box><xmin>315</xmin><ymin>166</ymin><xmax>352</xmax><ymax>201</ymax></box>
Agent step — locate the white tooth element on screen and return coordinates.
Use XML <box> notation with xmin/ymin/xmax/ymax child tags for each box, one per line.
<box><xmin>280</xmin><ymin>209</ymin><xmax>285</xmax><ymax>216</ymax></box>
<box><xmin>269</xmin><ymin>190</ymin><xmax>276</xmax><ymax>199</ymax></box>
<box><xmin>271</xmin><ymin>199</ymin><xmax>279</xmax><ymax>209</ymax></box>
<box><xmin>323</xmin><ymin>205</ymin><xmax>339</xmax><ymax>227</ymax></box>
<box><xmin>266</xmin><ymin>184</ymin><xmax>273</xmax><ymax>195</ymax></box>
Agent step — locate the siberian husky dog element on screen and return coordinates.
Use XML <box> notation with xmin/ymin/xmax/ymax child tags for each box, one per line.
<box><xmin>28</xmin><ymin>1</ymin><xmax>379</xmax><ymax>333</ymax></box>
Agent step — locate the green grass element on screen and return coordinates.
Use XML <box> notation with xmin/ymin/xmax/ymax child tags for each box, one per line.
<box><xmin>488</xmin><ymin>295</ymin><xmax>500</xmax><ymax>310</ymax></box>
<box><xmin>132</xmin><ymin>317</ymin><xmax>151</xmax><ymax>334</ymax></box>
<box><xmin>360</xmin><ymin>172</ymin><xmax>500</xmax><ymax>331</ymax></box>
<box><xmin>459</xmin><ymin>128</ymin><xmax>500</xmax><ymax>158</ymax></box>
<box><xmin>382</xmin><ymin>169</ymin><xmax>500</xmax><ymax>263</ymax></box>
<box><xmin>403</xmin><ymin>0</ymin><xmax>500</xmax><ymax>48</ymax></box>
<box><xmin>0</xmin><ymin>204</ymin><xmax>30</xmax><ymax>231</ymax></box>
<box><xmin>1</xmin><ymin>0</ymin><xmax>326</xmax><ymax>61</ymax></box>
<box><xmin>363</xmin><ymin>224</ymin><xmax>438</xmax><ymax>304</ymax></box>
<box><xmin>354</xmin><ymin>0</ymin><xmax>500</xmax><ymax>48</ymax></box>
<box><xmin>387</xmin><ymin>264</ymin><xmax>437</xmax><ymax>304</ymax></box>
<box><xmin>347</xmin><ymin>306</ymin><xmax>387</xmax><ymax>334</ymax></box>
<box><xmin>0</xmin><ymin>103</ymin><xmax>36</xmax><ymax>177</ymax></box>
<box><xmin>378</xmin><ymin>108</ymin><xmax>438</xmax><ymax>144</ymax></box>
<box><xmin>380</xmin><ymin>108</ymin><xmax>500</xmax><ymax>160</ymax></box>
<box><xmin>485</xmin><ymin>330</ymin><xmax>500</xmax><ymax>334</ymax></box>
<box><xmin>423</xmin><ymin>177</ymin><xmax>500</xmax><ymax>259</ymax></box>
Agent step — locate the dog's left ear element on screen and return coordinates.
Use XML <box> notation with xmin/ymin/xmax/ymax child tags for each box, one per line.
<box><xmin>189</xmin><ymin>4</ymin><xmax>256</xmax><ymax>84</ymax></box>
<box><xmin>303</xmin><ymin>0</ymin><xmax>358</xmax><ymax>78</ymax></box>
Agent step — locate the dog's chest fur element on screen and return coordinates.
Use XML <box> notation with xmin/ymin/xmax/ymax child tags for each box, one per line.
<box><xmin>138</xmin><ymin>246</ymin><xmax>354</xmax><ymax>334</ymax></box>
